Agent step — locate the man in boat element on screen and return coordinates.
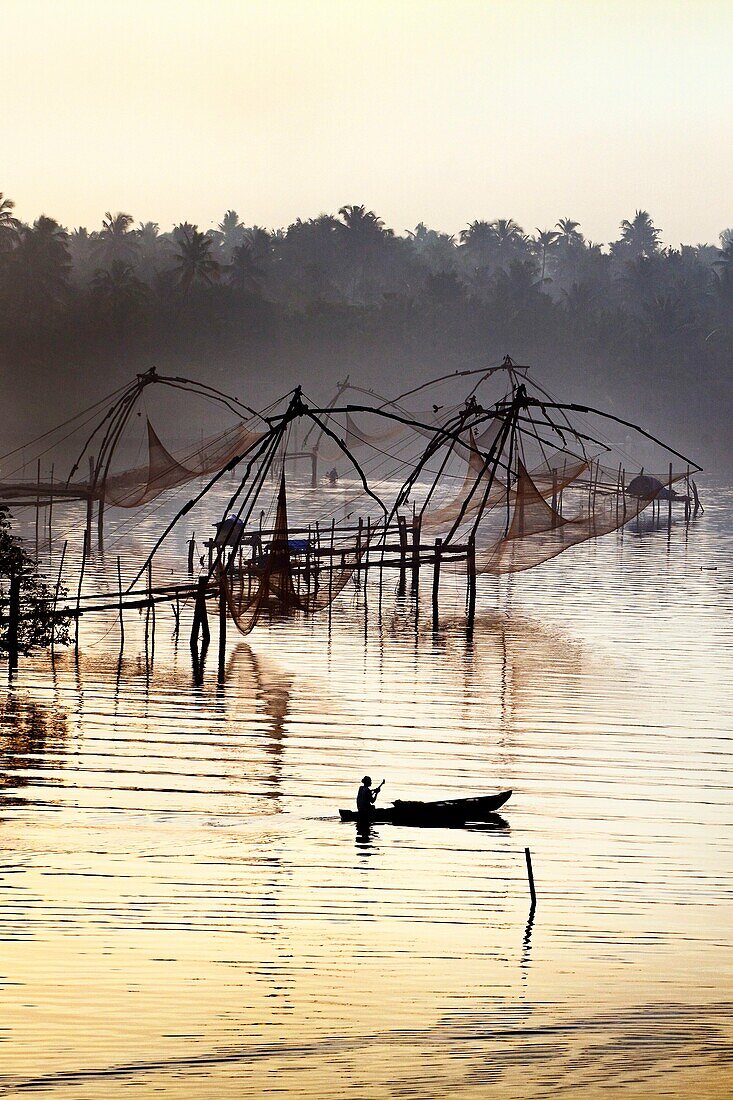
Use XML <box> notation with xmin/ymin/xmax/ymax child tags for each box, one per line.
<box><xmin>357</xmin><ymin>776</ymin><xmax>384</xmax><ymax>819</ymax></box>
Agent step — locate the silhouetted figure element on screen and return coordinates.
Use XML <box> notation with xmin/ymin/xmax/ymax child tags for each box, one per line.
<box><xmin>356</xmin><ymin>775</ymin><xmax>384</xmax><ymax>819</ymax></box>
<box><xmin>327</xmin><ymin>467</ymin><xmax>338</xmax><ymax>485</ymax></box>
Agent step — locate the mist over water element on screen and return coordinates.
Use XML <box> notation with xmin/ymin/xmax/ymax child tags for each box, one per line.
<box><xmin>0</xmin><ymin>480</ymin><xmax>731</xmax><ymax>1097</ymax></box>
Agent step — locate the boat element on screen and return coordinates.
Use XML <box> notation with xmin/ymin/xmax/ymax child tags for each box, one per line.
<box><xmin>338</xmin><ymin>790</ymin><xmax>512</xmax><ymax>827</ymax></box>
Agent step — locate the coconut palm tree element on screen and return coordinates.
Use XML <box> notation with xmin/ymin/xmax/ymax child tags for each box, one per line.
<box><xmin>171</xmin><ymin>225</ymin><xmax>221</xmax><ymax>293</ymax></box>
<box><xmin>227</xmin><ymin>242</ymin><xmax>263</xmax><ymax>293</ymax></box>
<box><xmin>93</xmin><ymin>211</ymin><xmax>138</xmax><ymax>267</ymax></box>
<box><xmin>534</xmin><ymin>228</ymin><xmax>559</xmax><ymax>285</ymax></box>
<box><xmin>12</xmin><ymin>216</ymin><xmax>71</xmax><ymax>313</ymax></box>
<box><xmin>91</xmin><ymin>260</ymin><xmax>150</xmax><ymax>329</ymax></box>
<box><xmin>616</xmin><ymin>210</ymin><xmax>661</xmax><ymax>259</ymax></box>
<box><xmin>555</xmin><ymin>218</ymin><xmax>584</xmax><ymax>248</ymax></box>
<box><xmin>212</xmin><ymin>210</ymin><xmax>245</xmax><ymax>259</ymax></box>
<box><xmin>0</xmin><ymin>193</ymin><xmax>21</xmax><ymax>252</ymax></box>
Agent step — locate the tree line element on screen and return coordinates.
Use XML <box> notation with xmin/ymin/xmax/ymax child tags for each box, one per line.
<box><xmin>1</xmin><ymin>194</ymin><xmax>732</xmax><ymax>464</ymax></box>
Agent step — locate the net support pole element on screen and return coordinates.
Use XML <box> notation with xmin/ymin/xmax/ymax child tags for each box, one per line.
<box><xmin>411</xmin><ymin>510</ymin><xmax>421</xmax><ymax>596</ymax></box>
<box><xmin>97</xmin><ymin>492</ymin><xmax>105</xmax><ymax>552</ymax></box>
<box><xmin>432</xmin><ymin>537</ymin><xmax>442</xmax><ymax>632</ymax></box>
<box><xmin>7</xmin><ymin>572</ymin><xmax>20</xmax><ymax>673</ymax></box>
<box><xmin>667</xmin><ymin>461</ymin><xmax>673</xmax><ymax>536</ymax></box>
<box><xmin>187</xmin><ymin>534</ymin><xmax>196</xmax><ymax>575</ymax></box>
<box><xmin>48</xmin><ymin>463</ymin><xmax>54</xmax><ymax>554</ymax></box>
<box><xmin>397</xmin><ymin>515</ymin><xmax>407</xmax><ymax>596</ymax></box>
<box><xmin>117</xmin><ymin>556</ymin><xmax>125</xmax><ymax>652</ymax></box>
<box><xmin>35</xmin><ymin>458</ymin><xmax>40</xmax><ymax>559</ymax></box>
<box><xmin>311</xmin><ymin>450</ymin><xmax>318</xmax><ymax>489</ymax></box>
<box><xmin>86</xmin><ymin>455</ymin><xmax>94</xmax><ymax>549</ymax></box>
<box><xmin>218</xmin><ymin>568</ymin><xmax>227</xmax><ymax>682</ymax></box>
<box><xmin>466</xmin><ymin>533</ymin><xmax>476</xmax><ymax>634</ymax></box>
<box><xmin>190</xmin><ymin>576</ymin><xmax>211</xmax><ymax>650</ymax></box>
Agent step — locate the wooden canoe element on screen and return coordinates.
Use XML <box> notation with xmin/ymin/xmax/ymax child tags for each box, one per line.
<box><xmin>339</xmin><ymin>789</ymin><xmax>512</xmax><ymax>826</ymax></box>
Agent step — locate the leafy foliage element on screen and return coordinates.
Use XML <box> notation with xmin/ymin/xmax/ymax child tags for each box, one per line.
<box><xmin>0</xmin><ymin>508</ymin><xmax>70</xmax><ymax>656</ymax></box>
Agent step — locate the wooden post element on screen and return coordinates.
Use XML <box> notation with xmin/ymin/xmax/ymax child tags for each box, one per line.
<box><xmin>311</xmin><ymin>450</ymin><xmax>318</xmax><ymax>489</ymax></box>
<box><xmin>187</xmin><ymin>534</ymin><xmax>196</xmax><ymax>575</ymax></box>
<box><xmin>51</xmin><ymin>539</ymin><xmax>67</xmax><ymax>655</ymax></box>
<box><xmin>218</xmin><ymin>568</ymin><xmax>227</xmax><ymax>680</ymax></box>
<box><xmin>621</xmin><ymin>467</ymin><xmax>627</xmax><ymax>520</ymax></box>
<box><xmin>432</xmin><ymin>537</ymin><xmax>442</xmax><ymax>631</ymax></box>
<box><xmin>97</xmin><ymin>493</ymin><xmax>105</xmax><ymax>552</ymax></box>
<box><xmin>117</xmin><ymin>556</ymin><xmax>125</xmax><ymax>650</ymax></box>
<box><xmin>397</xmin><ymin>515</ymin><xmax>407</xmax><ymax>596</ymax></box>
<box><xmin>364</xmin><ymin>517</ymin><xmax>371</xmax><ymax>585</ymax></box>
<box><xmin>35</xmin><ymin>458</ymin><xmax>41</xmax><ymax>559</ymax></box>
<box><xmin>667</xmin><ymin>461</ymin><xmax>673</xmax><ymax>535</ymax></box>
<box><xmin>328</xmin><ymin>518</ymin><xmax>335</xmax><ymax>631</ymax></box>
<box><xmin>466</xmin><ymin>533</ymin><xmax>476</xmax><ymax>634</ymax></box>
<box><xmin>355</xmin><ymin>518</ymin><xmax>363</xmax><ymax>589</ymax></box>
<box><xmin>7</xmin><ymin>572</ymin><xmax>21</xmax><ymax>672</ymax></box>
<box><xmin>190</xmin><ymin>576</ymin><xmax>211</xmax><ymax>649</ymax></box>
<box><xmin>86</xmin><ymin>455</ymin><xmax>94</xmax><ymax>549</ymax></box>
<box><xmin>48</xmin><ymin>463</ymin><xmax>54</xmax><ymax>554</ymax></box>
<box><xmin>75</xmin><ymin>530</ymin><xmax>88</xmax><ymax>653</ymax></box>
<box><xmin>411</xmin><ymin>510</ymin><xmax>421</xmax><ymax>595</ymax></box>
<box><xmin>525</xmin><ymin>847</ymin><xmax>537</xmax><ymax>910</ymax></box>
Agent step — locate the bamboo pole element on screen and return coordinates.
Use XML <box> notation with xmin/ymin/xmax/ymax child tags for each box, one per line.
<box><xmin>432</xmin><ymin>537</ymin><xmax>442</xmax><ymax>631</ymax></box>
<box><xmin>117</xmin><ymin>556</ymin><xmax>125</xmax><ymax>650</ymax></box>
<box><xmin>7</xmin><ymin>572</ymin><xmax>20</xmax><ymax>672</ymax></box>
<box><xmin>187</xmin><ymin>533</ymin><xmax>196</xmax><ymax>575</ymax></box>
<box><xmin>218</xmin><ymin>567</ymin><xmax>227</xmax><ymax>681</ymax></box>
<box><xmin>525</xmin><ymin>847</ymin><xmax>537</xmax><ymax>910</ymax></box>
<box><xmin>75</xmin><ymin>530</ymin><xmax>88</xmax><ymax>654</ymax></box>
<box><xmin>51</xmin><ymin>539</ymin><xmax>67</xmax><ymax>655</ymax></box>
<box><xmin>466</xmin><ymin>533</ymin><xmax>476</xmax><ymax>633</ymax></box>
<box><xmin>397</xmin><ymin>515</ymin><xmax>407</xmax><ymax>596</ymax></box>
<box><xmin>34</xmin><ymin>458</ymin><xmax>40</xmax><ymax>559</ymax></box>
<box><xmin>48</xmin><ymin>463</ymin><xmax>54</xmax><ymax>554</ymax></box>
<box><xmin>667</xmin><ymin>461</ymin><xmax>673</xmax><ymax>536</ymax></box>
<box><xmin>411</xmin><ymin>509</ymin><xmax>421</xmax><ymax>595</ymax></box>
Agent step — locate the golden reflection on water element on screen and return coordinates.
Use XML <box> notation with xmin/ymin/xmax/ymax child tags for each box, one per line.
<box><xmin>0</xmin><ymin>486</ymin><xmax>732</xmax><ymax>1096</ymax></box>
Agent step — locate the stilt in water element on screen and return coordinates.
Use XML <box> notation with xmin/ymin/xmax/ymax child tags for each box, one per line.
<box><xmin>190</xmin><ymin>576</ymin><xmax>211</xmax><ymax>650</ymax></box>
<box><xmin>75</xmin><ymin>530</ymin><xmax>88</xmax><ymax>655</ymax></box>
<box><xmin>667</xmin><ymin>461</ymin><xmax>673</xmax><ymax>538</ymax></box>
<box><xmin>397</xmin><ymin>515</ymin><xmax>407</xmax><ymax>596</ymax></box>
<box><xmin>218</xmin><ymin>567</ymin><xmax>227</xmax><ymax>682</ymax></box>
<box><xmin>187</xmin><ymin>534</ymin><xmax>196</xmax><ymax>575</ymax></box>
<box><xmin>117</xmin><ymin>556</ymin><xmax>125</xmax><ymax>652</ymax></box>
<box><xmin>432</xmin><ymin>537</ymin><xmax>442</xmax><ymax>632</ymax></box>
<box><xmin>48</xmin><ymin>463</ymin><xmax>54</xmax><ymax>554</ymax></box>
<box><xmin>410</xmin><ymin>508</ymin><xmax>421</xmax><ymax>596</ymax></box>
<box><xmin>466</xmin><ymin>533</ymin><xmax>477</xmax><ymax>634</ymax></box>
<box><xmin>51</xmin><ymin>539</ymin><xmax>68</xmax><ymax>656</ymax></box>
<box><xmin>7</xmin><ymin>572</ymin><xmax>20</xmax><ymax>674</ymax></box>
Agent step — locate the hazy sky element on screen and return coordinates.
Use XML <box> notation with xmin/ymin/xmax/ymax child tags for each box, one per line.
<box><xmin>4</xmin><ymin>0</ymin><xmax>731</xmax><ymax>245</ymax></box>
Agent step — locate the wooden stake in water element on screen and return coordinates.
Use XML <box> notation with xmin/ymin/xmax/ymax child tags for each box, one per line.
<box><xmin>117</xmin><ymin>556</ymin><xmax>125</xmax><ymax>651</ymax></box>
<box><xmin>75</xmin><ymin>531</ymin><xmax>88</xmax><ymax>654</ymax></box>
<box><xmin>667</xmin><ymin>461</ymin><xmax>673</xmax><ymax>536</ymax></box>
<box><xmin>524</xmin><ymin>846</ymin><xmax>537</xmax><ymax>910</ymax></box>
<box><xmin>466</xmin><ymin>533</ymin><xmax>476</xmax><ymax>633</ymax></box>
<box><xmin>432</xmin><ymin>537</ymin><xmax>442</xmax><ymax>631</ymax></box>
<box><xmin>48</xmin><ymin>463</ymin><xmax>54</xmax><ymax>553</ymax></box>
<box><xmin>51</xmin><ymin>539</ymin><xmax>68</xmax><ymax>655</ymax></box>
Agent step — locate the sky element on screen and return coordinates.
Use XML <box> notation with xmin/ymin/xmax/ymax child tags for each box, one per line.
<box><xmin>3</xmin><ymin>0</ymin><xmax>732</xmax><ymax>246</ymax></box>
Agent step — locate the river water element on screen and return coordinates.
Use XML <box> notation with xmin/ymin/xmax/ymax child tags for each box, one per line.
<box><xmin>0</xmin><ymin>481</ymin><xmax>731</xmax><ymax>1097</ymax></box>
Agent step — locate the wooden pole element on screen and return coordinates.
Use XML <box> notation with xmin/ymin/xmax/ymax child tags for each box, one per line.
<box><xmin>35</xmin><ymin>458</ymin><xmax>41</xmax><ymax>559</ymax></box>
<box><xmin>75</xmin><ymin>530</ymin><xmax>88</xmax><ymax>653</ymax></box>
<box><xmin>51</xmin><ymin>539</ymin><xmax>67</xmax><ymax>655</ymax></box>
<box><xmin>525</xmin><ymin>847</ymin><xmax>537</xmax><ymax>910</ymax></box>
<box><xmin>7</xmin><ymin>572</ymin><xmax>21</xmax><ymax>672</ymax></box>
<box><xmin>48</xmin><ymin>463</ymin><xmax>54</xmax><ymax>554</ymax></box>
<box><xmin>97</xmin><ymin>492</ymin><xmax>105</xmax><ymax>552</ymax></box>
<box><xmin>466</xmin><ymin>533</ymin><xmax>476</xmax><ymax>634</ymax></box>
<box><xmin>667</xmin><ymin>461</ymin><xmax>673</xmax><ymax>535</ymax></box>
<box><xmin>411</xmin><ymin>509</ymin><xmax>421</xmax><ymax>595</ymax></box>
<box><xmin>328</xmin><ymin>518</ymin><xmax>335</xmax><ymax>631</ymax></box>
<box><xmin>397</xmin><ymin>515</ymin><xmax>407</xmax><ymax>596</ymax></box>
<box><xmin>432</xmin><ymin>537</ymin><xmax>442</xmax><ymax>631</ymax></box>
<box><xmin>218</xmin><ymin>567</ymin><xmax>227</xmax><ymax>680</ymax></box>
<box><xmin>117</xmin><ymin>556</ymin><xmax>125</xmax><ymax>650</ymax></box>
<box><xmin>311</xmin><ymin>450</ymin><xmax>318</xmax><ymax>489</ymax></box>
<box><xmin>187</xmin><ymin>533</ymin><xmax>196</xmax><ymax>575</ymax></box>
<box><xmin>190</xmin><ymin>576</ymin><xmax>211</xmax><ymax>649</ymax></box>
<box><xmin>86</xmin><ymin>455</ymin><xmax>94</xmax><ymax>549</ymax></box>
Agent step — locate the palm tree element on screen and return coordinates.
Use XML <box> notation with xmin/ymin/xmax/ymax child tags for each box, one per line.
<box><xmin>91</xmin><ymin>260</ymin><xmax>149</xmax><ymax>329</ymax></box>
<box><xmin>534</xmin><ymin>228</ymin><xmax>559</xmax><ymax>285</ymax></box>
<box><xmin>171</xmin><ymin>225</ymin><xmax>221</xmax><ymax>293</ymax></box>
<box><xmin>12</xmin><ymin>216</ymin><xmax>71</xmax><ymax>313</ymax></box>
<box><xmin>213</xmin><ymin>210</ymin><xmax>245</xmax><ymax>259</ymax></box>
<box><xmin>337</xmin><ymin>205</ymin><xmax>393</xmax><ymax>300</ymax></box>
<box><xmin>616</xmin><ymin>210</ymin><xmax>661</xmax><ymax>259</ymax></box>
<box><xmin>228</xmin><ymin>242</ymin><xmax>263</xmax><ymax>293</ymax></box>
<box><xmin>93</xmin><ymin>211</ymin><xmax>138</xmax><ymax>266</ymax></box>
<box><xmin>0</xmin><ymin>193</ymin><xmax>21</xmax><ymax>252</ymax></box>
<box><xmin>555</xmin><ymin>218</ymin><xmax>584</xmax><ymax>248</ymax></box>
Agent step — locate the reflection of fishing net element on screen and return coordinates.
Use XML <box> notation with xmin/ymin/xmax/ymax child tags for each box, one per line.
<box><xmin>101</xmin><ymin>419</ymin><xmax>265</xmax><ymax>507</ymax></box>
